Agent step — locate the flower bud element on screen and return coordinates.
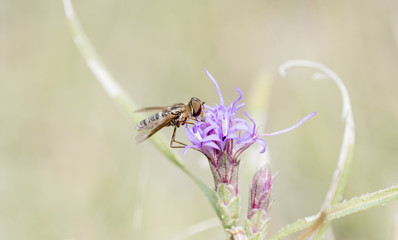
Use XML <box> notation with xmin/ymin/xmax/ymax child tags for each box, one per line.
<box><xmin>245</xmin><ymin>165</ymin><xmax>275</xmax><ymax>240</ymax></box>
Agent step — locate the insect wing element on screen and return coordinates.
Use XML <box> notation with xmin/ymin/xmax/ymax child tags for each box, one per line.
<box><xmin>135</xmin><ymin>115</ymin><xmax>174</xmax><ymax>143</ymax></box>
<box><xmin>135</xmin><ymin>107</ymin><xmax>165</xmax><ymax>113</ymax></box>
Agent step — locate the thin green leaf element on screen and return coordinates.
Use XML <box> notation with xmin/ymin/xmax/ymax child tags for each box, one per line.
<box><xmin>269</xmin><ymin>185</ymin><xmax>398</xmax><ymax>239</ymax></box>
<box><xmin>62</xmin><ymin>0</ymin><xmax>218</xmax><ymax>218</ymax></box>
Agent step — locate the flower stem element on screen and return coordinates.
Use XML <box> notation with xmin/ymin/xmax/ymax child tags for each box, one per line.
<box><xmin>269</xmin><ymin>184</ymin><xmax>398</xmax><ymax>239</ymax></box>
<box><xmin>279</xmin><ymin>60</ymin><xmax>355</xmax><ymax>238</ymax></box>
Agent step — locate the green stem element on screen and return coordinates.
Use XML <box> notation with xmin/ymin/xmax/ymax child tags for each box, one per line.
<box><xmin>269</xmin><ymin>185</ymin><xmax>398</xmax><ymax>239</ymax></box>
<box><xmin>280</xmin><ymin>60</ymin><xmax>356</xmax><ymax>238</ymax></box>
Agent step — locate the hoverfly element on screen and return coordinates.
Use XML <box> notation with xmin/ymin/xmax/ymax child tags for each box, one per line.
<box><xmin>135</xmin><ymin>97</ymin><xmax>205</xmax><ymax>148</ymax></box>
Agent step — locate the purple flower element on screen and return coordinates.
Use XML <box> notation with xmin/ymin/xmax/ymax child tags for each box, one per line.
<box><xmin>184</xmin><ymin>69</ymin><xmax>315</xmax><ymax>159</ymax></box>
<box><xmin>184</xmin><ymin>69</ymin><xmax>315</xmax><ymax>192</ymax></box>
<box><xmin>184</xmin><ymin>69</ymin><xmax>268</xmax><ymax>158</ymax></box>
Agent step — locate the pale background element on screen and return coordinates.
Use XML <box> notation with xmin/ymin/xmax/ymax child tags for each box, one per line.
<box><xmin>1</xmin><ymin>0</ymin><xmax>398</xmax><ymax>239</ymax></box>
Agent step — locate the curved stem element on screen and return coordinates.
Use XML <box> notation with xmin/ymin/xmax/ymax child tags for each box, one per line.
<box><xmin>279</xmin><ymin>60</ymin><xmax>355</xmax><ymax>238</ymax></box>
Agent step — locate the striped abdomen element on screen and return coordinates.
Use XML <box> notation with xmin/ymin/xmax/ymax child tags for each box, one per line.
<box><xmin>136</xmin><ymin>112</ymin><xmax>164</xmax><ymax>130</ymax></box>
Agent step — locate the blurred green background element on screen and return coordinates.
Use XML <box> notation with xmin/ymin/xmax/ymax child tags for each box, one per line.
<box><xmin>1</xmin><ymin>0</ymin><xmax>398</xmax><ymax>239</ymax></box>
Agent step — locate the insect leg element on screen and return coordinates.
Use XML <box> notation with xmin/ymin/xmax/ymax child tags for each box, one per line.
<box><xmin>170</xmin><ymin>126</ymin><xmax>188</xmax><ymax>148</ymax></box>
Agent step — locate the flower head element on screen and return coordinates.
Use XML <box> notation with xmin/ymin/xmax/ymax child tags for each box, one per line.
<box><xmin>184</xmin><ymin>69</ymin><xmax>315</xmax><ymax>166</ymax></box>
<box><xmin>184</xmin><ymin>70</ymin><xmax>266</xmax><ymax>164</ymax></box>
<box><xmin>184</xmin><ymin>70</ymin><xmax>315</xmax><ymax>192</ymax></box>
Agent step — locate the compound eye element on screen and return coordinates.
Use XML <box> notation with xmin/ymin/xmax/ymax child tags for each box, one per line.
<box><xmin>191</xmin><ymin>99</ymin><xmax>202</xmax><ymax>117</ymax></box>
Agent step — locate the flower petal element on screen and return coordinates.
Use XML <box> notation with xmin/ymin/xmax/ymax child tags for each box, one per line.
<box><xmin>261</xmin><ymin>112</ymin><xmax>317</xmax><ymax>137</ymax></box>
<box><xmin>203</xmin><ymin>141</ymin><xmax>220</xmax><ymax>150</ymax></box>
<box><xmin>229</xmin><ymin>88</ymin><xmax>243</xmax><ymax>110</ymax></box>
<box><xmin>183</xmin><ymin>145</ymin><xmax>200</xmax><ymax>155</ymax></box>
<box><xmin>202</xmin><ymin>134</ymin><xmax>221</xmax><ymax>142</ymax></box>
<box><xmin>255</xmin><ymin>138</ymin><xmax>267</xmax><ymax>153</ymax></box>
<box><xmin>185</xmin><ymin>125</ymin><xmax>201</xmax><ymax>144</ymax></box>
<box><xmin>205</xmin><ymin>69</ymin><xmax>224</xmax><ymax>106</ymax></box>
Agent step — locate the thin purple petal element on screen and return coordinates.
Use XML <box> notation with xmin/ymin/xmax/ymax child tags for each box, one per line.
<box><xmin>261</xmin><ymin>112</ymin><xmax>317</xmax><ymax>137</ymax></box>
<box><xmin>225</xmin><ymin>133</ymin><xmax>240</xmax><ymax>140</ymax></box>
<box><xmin>232</xmin><ymin>103</ymin><xmax>245</xmax><ymax>113</ymax></box>
<box><xmin>183</xmin><ymin>145</ymin><xmax>200</xmax><ymax>155</ymax></box>
<box><xmin>230</xmin><ymin>88</ymin><xmax>243</xmax><ymax>110</ymax></box>
<box><xmin>205</xmin><ymin>69</ymin><xmax>224</xmax><ymax>106</ymax></box>
<box><xmin>243</xmin><ymin>111</ymin><xmax>257</xmax><ymax>134</ymax></box>
<box><xmin>204</xmin><ymin>104</ymin><xmax>215</xmax><ymax>111</ymax></box>
<box><xmin>255</xmin><ymin>138</ymin><xmax>267</xmax><ymax>153</ymax></box>
<box><xmin>202</xmin><ymin>135</ymin><xmax>221</xmax><ymax>142</ymax></box>
<box><xmin>230</xmin><ymin>122</ymin><xmax>251</xmax><ymax>132</ymax></box>
<box><xmin>203</xmin><ymin>141</ymin><xmax>221</xmax><ymax>150</ymax></box>
<box><xmin>185</xmin><ymin>125</ymin><xmax>200</xmax><ymax>145</ymax></box>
